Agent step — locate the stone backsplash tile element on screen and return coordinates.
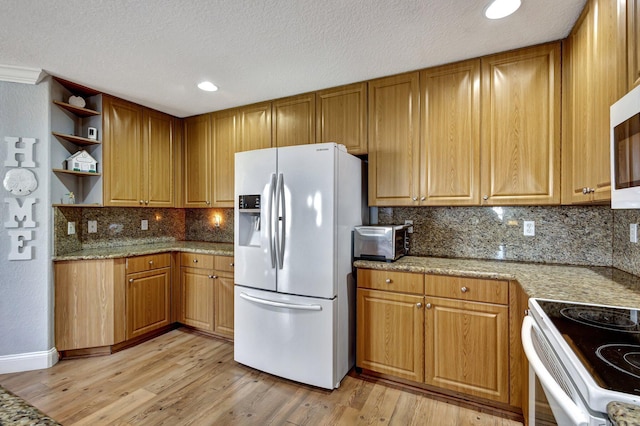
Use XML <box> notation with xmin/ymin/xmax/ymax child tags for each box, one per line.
<box><xmin>54</xmin><ymin>207</ymin><xmax>82</xmax><ymax>256</ymax></box>
<box><xmin>613</xmin><ymin>209</ymin><xmax>640</xmax><ymax>276</ymax></box>
<box><xmin>377</xmin><ymin>205</ymin><xmax>613</xmax><ymax>266</ymax></box>
<box><xmin>185</xmin><ymin>209</ymin><xmax>233</xmax><ymax>243</ymax></box>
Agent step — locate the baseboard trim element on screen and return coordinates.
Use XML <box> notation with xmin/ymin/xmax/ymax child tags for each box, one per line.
<box><xmin>0</xmin><ymin>348</ymin><xmax>58</xmax><ymax>374</ymax></box>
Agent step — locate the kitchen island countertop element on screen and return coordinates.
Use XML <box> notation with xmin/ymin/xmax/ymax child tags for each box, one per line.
<box><xmin>354</xmin><ymin>256</ymin><xmax>640</xmax><ymax>308</ymax></box>
<box><xmin>53</xmin><ymin>241</ymin><xmax>234</xmax><ymax>261</ymax></box>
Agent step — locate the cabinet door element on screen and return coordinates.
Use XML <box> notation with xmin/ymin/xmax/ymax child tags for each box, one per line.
<box><xmin>421</xmin><ymin>60</ymin><xmax>481</xmax><ymax>205</ymax></box>
<box><xmin>368</xmin><ymin>72</ymin><xmax>420</xmax><ymax>206</ymax></box>
<box><xmin>103</xmin><ymin>96</ymin><xmax>144</xmax><ymax>206</ymax></box>
<box><xmin>180</xmin><ymin>267</ymin><xmax>214</xmax><ymax>332</ymax></box>
<box><xmin>214</xmin><ymin>274</ymin><xmax>234</xmax><ymax>338</ymax></box>
<box><xmin>144</xmin><ymin>109</ymin><xmax>175</xmax><ymax>207</ymax></box>
<box><xmin>238</xmin><ymin>102</ymin><xmax>271</xmax><ymax>152</ymax></box>
<box><xmin>356</xmin><ymin>288</ymin><xmax>424</xmax><ymax>382</ymax></box>
<box><xmin>425</xmin><ymin>297</ymin><xmax>509</xmax><ymax>403</ymax></box>
<box><xmin>316</xmin><ymin>82</ymin><xmax>367</xmax><ymax>155</ymax></box>
<box><xmin>630</xmin><ymin>0</ymin><xmax>640</xmax><ymax>89</ymax></box>
<box><xmin>211</xmin><ymin>109</ymin><xmax>236</xmax><ymax>207</ymax></box>
<box><xmin>183</xmin><ymin>114</ymin><xmax>212</xmax><ymax>207</ymax></box>
<box><xmin>126</xmin><ymin>267</ymin><xmax>171</xmax><ymax>340</ymax></box>
<box><xmin>481</xmin><ymin>43</ymin><xmax>561</xmax><ymax>205</ymax></box>
<box><xmin>272</xmin><ymin>94</ymin><xmax>316</xmax><ymax>147</ymax></box>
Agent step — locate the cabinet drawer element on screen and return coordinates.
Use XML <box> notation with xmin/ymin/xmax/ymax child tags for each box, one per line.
<box><xmin>425</xmin><ymin>275</ymin><xmax>508</xmax><ymax>305</ymax></box>
<box><xmin>127</xmin><ymin>253</ymin><xmax>171</xmax><ymax>274</ymax></box>
<box><xmin>181</xmin><ymin>253</ymin><xmax>214</xmax><ymax>270</ymax></box>
<box><xmin>357</xmin><ymin>269</ymin><xmax>424</xmax><ymax>294</ymax></box>
<box><xmin>214</xmin><ymin>256</ymin><xmax>235</xmax><ymax>273</ymax></box>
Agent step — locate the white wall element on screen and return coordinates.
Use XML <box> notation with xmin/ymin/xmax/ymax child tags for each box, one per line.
<box><xmin>0</xmin><ymin>77</ymin><xmax>56</xmax><ymax>372</ymax></box>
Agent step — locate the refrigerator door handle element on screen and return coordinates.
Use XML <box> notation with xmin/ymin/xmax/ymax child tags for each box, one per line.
<box><xmin>276</xmin><ymin>172</ymin><xmax>286</xmax><ymax>269</ymax></box>
<box><xmin>239</xmin><ymin>292</ymin><xmax>323</xmax><ymax>311</ymax></box>
<box><xmin>268</xmin><ymin>173</ymin><xmax>277</xmax><ymax>269</ymax></box>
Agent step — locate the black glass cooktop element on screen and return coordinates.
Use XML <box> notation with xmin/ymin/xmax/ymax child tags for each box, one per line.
<box><xmin>537</xmin><ymin>300</ymin><xmax>640</xmax><ymax>396</ymax></box>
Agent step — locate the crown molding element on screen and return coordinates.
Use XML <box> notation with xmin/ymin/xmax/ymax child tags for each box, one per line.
<box><xmin>0</xmin><ymin>64</ymin><xmax>45</xmax><ymax>84</ymax></box>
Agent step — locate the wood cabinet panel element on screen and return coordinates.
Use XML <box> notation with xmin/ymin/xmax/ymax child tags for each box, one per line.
<box><xmin>420</xmin><ymin>60</ymin><xmax>481</xmax><ymax>205</ymax></box>
<box><xmin>368</xmin><ymin>72</ymin><xmax>420</xmax><ymax>206</ymax></box>
<box><xmin>357</xmin><ymin>269</ymin><xmax>424</xmax><ymax>294</ymax></box>
<box><xmin>214</xmin><ymin>274</ymin><xmax>234</xmax><ymax>338</ymax></box>
<box><xmin>630</xmin><ymin>0</ymin><xmax>640</xmax><ymax>89</ymax></box>
<box><xmin>425</xmin><ymin>275</ymin><xmax>508</xmax><ymax>305</ymax></box>
<box><xmin>103</xmin><ymin>96</ymin><xmax>144</xmax><ymax>206</ymax></box>
<box><xmin>212</xmin><ymin>109</ymin><xmax>236</xmax><ymax>207</ymax></box>
<box><xmin>144</xmin><ymin>109</ymin><xmax>175</xmax><ymax>207</ymax></box>
<box><xmin>272</xmin><ymin>94</ymin><xmax>316</xmax><ymax>147</ymax></box>
<box><xmin>126</xmin><ymin>267</ymin><xmax>171</xmax><ymax>340</ymax></box>
<box><xmin>316</xmin><ymin>82</ymin><xmax>367</xmax><ymax>155</ymax></box>
<box><xmin>180</xmin><ymin>267</ymin><xmax>214</xmax><ymax>332</ymax></box>
<box><xmin>424</xmin><ymin>297</ymin><xmax>509</xmax><ymax>403</ymax></box>
<box><xmin>183</xmin><ymin>114</ymin><xmax>211</xmax><ymax>207</ymax></box>
<box><xmin>214</xmin><ymin>255</ymin><xmax>235</xmax><ymax>273</ymax></box>
<box><xmin>357</xmin><ymin>288</ymin><xmax>424</xmax><ymax>382</ymax></box>
<box><xmin>481</xmin><ymin>43</ymin><xmax>561</xmax><ymax>205</ymax></box>
<box><xmin>127</xmin><ymin>253</ymin><xmax>171</xmax><ymax>274</ymax></box>
<box><xmin>180</xmin><ymin>252</ymin><xmax>214</xmax><ymax>270</ymax></box>
<box><xmin>238</xmin><ymin>102</ymin><xmax>271</xmax><ymax>152</ymax></box>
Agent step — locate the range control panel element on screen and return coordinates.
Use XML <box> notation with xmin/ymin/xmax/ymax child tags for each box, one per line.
<box><xmin>238</xmin><ymin>194</ymin><xmax>260</xmax><ymax>212</ymax></box>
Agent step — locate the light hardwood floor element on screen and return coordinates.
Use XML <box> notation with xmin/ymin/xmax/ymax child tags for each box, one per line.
<box><xmin>0</xmin><ymin>328</ymin><xmax>523</xmax><ymax>425</ymax></box>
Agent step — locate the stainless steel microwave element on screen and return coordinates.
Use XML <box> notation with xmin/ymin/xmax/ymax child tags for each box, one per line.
<box><xmin>611</xmin><ymin>84</ymin><xmax>640</xmax><ymax>208</ymax></box>
<box><xmin>353</xmin><ymin>225</ymin><xmax>409</xmax><ymax>262</ymax></box>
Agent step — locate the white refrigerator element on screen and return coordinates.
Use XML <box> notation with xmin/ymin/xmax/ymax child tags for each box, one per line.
<box><xmin>233</xmin><ymin>142</ymin><xmax>362</xmax><ymax>389</ymax></box>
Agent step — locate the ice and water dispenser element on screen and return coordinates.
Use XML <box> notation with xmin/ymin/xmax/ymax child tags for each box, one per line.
<box><xmin>238</xmin><ymin>194</ymin><xmax>261</xmax><ymax>247</ymax></box>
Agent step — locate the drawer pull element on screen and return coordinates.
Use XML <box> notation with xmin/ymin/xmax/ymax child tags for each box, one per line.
<box><xmin>129</xmin><ymin>278</ymin><xmax>134</xmax><ymax>283</ymax></box>
<box><xmin>461</xmin><ymin>286</ymin><xmax>468</xmax><ymax>293</ymax></box>
<box><xmin>426</xmin><ymin>303</ymin><xmax>432</xmax><ymax>309</ymax></box>
<box><xmin>385</xmin><ymin>278</ymin><xmax>392</xmax><ymax>284</ymax></box>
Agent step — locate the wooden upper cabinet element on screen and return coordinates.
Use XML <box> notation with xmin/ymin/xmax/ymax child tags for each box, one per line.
<box><xmin>481</xmin><ymin>43</ymin><xmax>561</xmax><ymax>205</ymax></box>
<box><xmin>630</xmin><ymin>0</ymin><xmax>640</xmax><ymax>89</ymax></box>
<box><xmin>368</xmin><ymin>72</ymin><xmax>420</xmax><ymax>206</ymax></box>
<box><xmin>316</xmin><ymin>82</ymin><xmax>367</xmax><ymax>155</ymax></box>
<box><xmin>272</xmin><ymin>93</ymin><xmax>316</xmax><ymax>147</ymax></box>
<box><xmin>420</xmin><ymin>60</ymin><xmax>481</xmax><ymax>206</ymax></box>
<box><xmin>103</xmin><ymin>96</ymin><xmax>144</xmax><ymax>206</ymax></box>
<box><xmin>211</xmin><ymin>109</ymin><xmax>236</xmax><ymax>207</ymax></box>
<box><xmin>238</xmin><ymin>102</ymin><xmax>272</xmax><ymax>152</ymax></box>
<box><xmin>144</xmin><ymin>109</ymin><xmax>175</xmax><ymax>207</ymax></box>
<box><xmin>562</xmin><ymin>0</ymin><xmax>626</xmax><ymax>204</ymax></box>
<box><xmin>183</xmin><ymin>113</ymin><xmax>212</xmax><ymax>207</ymax></box>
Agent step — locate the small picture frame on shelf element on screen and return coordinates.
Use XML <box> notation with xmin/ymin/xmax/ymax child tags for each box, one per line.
<box><xmin>87</xmin><ymin>127</ymin><xmax>97</xmax><ymax>140</ymax></box>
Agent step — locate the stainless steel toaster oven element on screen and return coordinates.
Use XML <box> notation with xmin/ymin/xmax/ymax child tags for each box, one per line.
<box><xmin>353</xmin><ymin>225</ymin><xmax>409</xmax><ymax>262</ymax></box>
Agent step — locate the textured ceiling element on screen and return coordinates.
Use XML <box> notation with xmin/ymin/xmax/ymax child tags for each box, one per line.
<box><xmin>0</xmin><ymin>0</ymin><xmax>586</xmax><ymax>118</ymax></box>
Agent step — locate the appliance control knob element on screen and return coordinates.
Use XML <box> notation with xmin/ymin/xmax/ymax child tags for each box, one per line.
<box><xmin>385</xmin><ymin>278</ymin><xmax>392</xmax><ymax>284</ymax></box>
<box><xmin>426</xmin><ymin>303</ymin><xmax>432</xmax><ymax>309</ymax></box>
<box><xmin>416</xmin><ymin>303</ymin><xmax>423</xmax><ymax>309</ymax></box>
<box><xmin>461</xmin><ymin>286</ymin><xmax>468</xmax><ymax>293</ymax></box>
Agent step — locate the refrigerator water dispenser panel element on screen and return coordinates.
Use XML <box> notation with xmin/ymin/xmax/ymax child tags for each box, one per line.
<box><xmin>238</xmin><ymin>194</ymin><xmax>261</xmax><ymax>247</ymax></box>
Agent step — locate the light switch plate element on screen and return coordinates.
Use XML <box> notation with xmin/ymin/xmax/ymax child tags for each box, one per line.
<box><xmin>141</xmin><ymin>219</ymin><xmax>148</xmax><ymax>231</ymax></box>
<box><xmin>67</xmin><ymin>221</ymin><xmax>76</xmax><ymax>235</ymax></box>
<box><xmin>523</xmin><ymin>220</ymin><xmax>535</xmax><ymax>236</ymax></box>
<box><xmin>88</xmin><ymin>220</ymin><xmax>97</xmax><ymax>233</ymax></box>
<box><xmin>631</xmin><ymin>223</ymin><xmax>638</xmax><ymax>243</ymax></box>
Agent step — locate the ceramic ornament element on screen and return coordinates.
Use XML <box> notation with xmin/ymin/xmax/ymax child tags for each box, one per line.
<box><xmin>68</xmin><ymin>95</ymin><xmax>86</xmax><ymax>108</ymax></box>
<box><xmin>3</xmin><ymin>168</ymin><xmax>38</xmax><ymax>195</ymax></box>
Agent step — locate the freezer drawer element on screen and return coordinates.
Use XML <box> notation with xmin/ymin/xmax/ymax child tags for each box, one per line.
<box><xmin>233</xmin><ymin>286</ymin><xmax>338</xmax><ymax>389</ymax></box>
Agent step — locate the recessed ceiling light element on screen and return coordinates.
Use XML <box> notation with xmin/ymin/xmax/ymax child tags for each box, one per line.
<box><xmin>484</xmin><ymin>0</ymin><xmax>521</xmax><ymax>19</ymax></box>
<box><xmin>198</xmin><ymin>81</ymin><xmax>218</xmax><ymax>92</ymax></box>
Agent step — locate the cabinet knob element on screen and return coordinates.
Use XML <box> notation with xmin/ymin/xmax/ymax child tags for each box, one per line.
<box><xmin>482</xmin><ymin>195</ymin><xmax>489</xmax><ymax>200</ymax></box>
<box><xmin>426</xmin><ymin>303</ymin><xmax>432</xmax><ymax>309</ymax></box>
<box><xmin>208</xmin><ymin>275</ymin><xmax>214</xmax><ymax>279</ymax></box>
<box><xmin>148</xmin><ymin>260</ymin><xmax>153</xmax><ymax>265</ymax></box>
<box><xmin>420</xmin><ymin>196</ymin><xmax>426</xmax><ymax>201</ymax></box>
<box><xmin>230</xmin><ymin>263</ymin><xmax>234</xmax><ymax>267</ymax></box>
<box><xmin>385</xmin><ymin>278</ymin><xmax>392</xmax><ymax>284</ymax></box>
<box><xmin>128</xmin><ymin>278</ymin><xmax>134</xmax><ymax>283</ymax></box>
<box><xmin>206</xmin><ymin>201</ymin><xmax>211</xmax><ymax>205</ymax></box>
<box><xmin>461</xmin><ymin>286</ymin><xmax>468</xmax><ymax>293</ymax></box>
<box><xmin>140</xmin><ymin>200</ymin><xmax>144</xmax><ymax>204</ymax></box>
<box><xmin>145</xmin><ymin>200</ymin><xmax>149</xmax><ymax>205</ymax></box>
<box><xmin>193</xmin><ymin>259</ymin><xmax>198</xmax><ymax>263</ymax></box>
<box><xmin>412</xmin><ymin>196</ymin><xmax>418</xmax><ymax>201</ymax></box>
<box><xmin>416</xmin><ymin>302</ymin><xmax>423</xmax><ymax>309</ymax></box>
<box><xmin>209</xmin><ymin>275</ymin><xmax>218</xmax><ymax>279</ymax></box>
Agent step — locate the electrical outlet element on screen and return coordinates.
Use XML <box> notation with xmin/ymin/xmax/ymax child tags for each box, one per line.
<box><xmin>141</xmin><ymin>219</ymin><xmax>148</xmax><ymax>231</ymax></box>
<box><xmin>631</xmin><ymin>223</ymin><xmax>638</xmax><ymax>243</ymax></box>
<box><xmin>88</xmin><ymin>220</ymin><xmax>97</xmax><ymax>233</ymax></box>
<box><xmin>404</xmin><ymin>220</ymin><xmax>414</xmax><ymax>234</ymax></box>
<box><xmin>67</xmin><ymin>221</ymin><xmax>76</xmax><ymax>235</ymax></box>
<box><xmin>523</xmin><ymin>220</ymin><xmax>535</xmax><ymax>236</ymax></box>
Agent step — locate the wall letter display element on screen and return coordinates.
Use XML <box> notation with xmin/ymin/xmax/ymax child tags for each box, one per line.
<box><xmin>3</xmin><ymin>136</ymin><xmax>38</xmax><ymax>260</ymax></box>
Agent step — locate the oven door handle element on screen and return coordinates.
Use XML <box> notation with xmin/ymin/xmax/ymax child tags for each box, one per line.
<box><xmin>521</xmin><ymin>316</ymin><xmax>590</xmax><ymax>426</ymax></box>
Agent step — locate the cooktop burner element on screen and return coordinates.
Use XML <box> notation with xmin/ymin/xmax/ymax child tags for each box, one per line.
<box><xmin>537</xmin><ymin>300</ymin><xmax>640</xmax><ymax>396</ymax></box>
<box><xmin>597</xmin><ymin>344</ymin><xmax>640</xmax><ymax>380</ymax></box>
<box><xmin>560</xmin><ymin>306</ymin><xmax>640</xmax><ymax>333</ymax></box>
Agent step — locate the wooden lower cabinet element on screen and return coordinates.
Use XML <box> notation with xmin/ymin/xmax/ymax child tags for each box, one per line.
<box><xmin>179</xmin><ymin>253</ymin><xmax>234</xmax><ymax>338</ymax></box>
<box><xmin>424</xmin><ymin>297</ymin><xmax>509</xmax><ymax>403</ymax></box>
<box><xmin>125</xmin><ymin>254</ymin><xmax>171</xmax><ymax>340</ymax></box>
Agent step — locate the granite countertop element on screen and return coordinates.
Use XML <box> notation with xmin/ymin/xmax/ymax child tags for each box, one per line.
<box><xmin>53</xmin><ymin>241</ymin><xmax>234</xmax><ymax>261</ymax></box>
<box><xmin>354</xmin><ymin>256</ymin><xmax>640</xmax><ymax>308</ymax></box>
<box><xmin>608</xmin><ymin>401</ymin><xmax>640</xmax><ymax>425</ymax></box>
